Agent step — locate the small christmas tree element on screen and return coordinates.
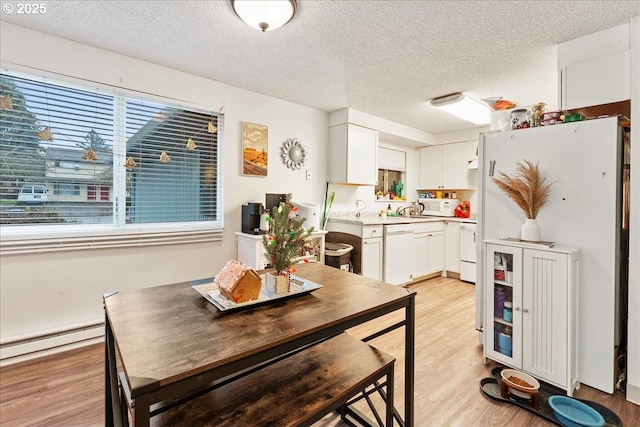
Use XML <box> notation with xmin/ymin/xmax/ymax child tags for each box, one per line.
<box><xmin>262</xmin><ymin>194</ymin><xmax>310</xmax><ymax>275</ymax></box>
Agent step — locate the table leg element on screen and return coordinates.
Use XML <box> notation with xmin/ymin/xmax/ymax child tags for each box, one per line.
<box><xmin>105</xmin><ymin>313</ymin><xmax>123</xmax><ymax>427</ymax></box>
<box><xmin>405</xmin><ymin>295</ymin><xmax>415</xmax><ymax>427</ymax></box>
<box><xmin>133</xmin><ymin>394</ymin><xmax>151</xmax><ymax>427</ymax></box>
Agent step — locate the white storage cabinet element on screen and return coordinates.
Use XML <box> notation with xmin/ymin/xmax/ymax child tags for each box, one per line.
<box><xmin>483</xmin><ymin>240</ymin><xmax>580</xmax><ymax>395</ymax></box>
<box><xmin>328</xmin><ymin>123</ymin><xmax>378</xmax><ymax>185</ymax></box>
<box><xmin>418</xmin><ymin>141</ymin><xmax>475</xmax><ymax>190</ymax></box>
<box><xmin>236</xmin><ymin>231</ymin><xmax>327</xmax><ymax>270</ymax></box>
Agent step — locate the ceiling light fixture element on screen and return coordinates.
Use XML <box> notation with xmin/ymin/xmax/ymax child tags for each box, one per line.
<box><xmin>430</xmin><ymin>92</ymin><xmax>490</xmax><ymax>125</ymax></box>
<box><xmin>231</xmin><ymin>0</ymin><xmax>297</xmax><ymax>32</ymax></box>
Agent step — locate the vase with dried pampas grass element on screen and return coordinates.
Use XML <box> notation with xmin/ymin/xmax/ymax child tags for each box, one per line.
<box><xmin>492</xmin><ymin>160</ymin><xmax>554</xmax><ymax>241</ymax></box>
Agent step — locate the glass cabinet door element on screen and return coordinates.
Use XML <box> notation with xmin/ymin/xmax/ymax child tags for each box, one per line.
<box><xmin>484</xmin><ymin>243</ymin><xmax>523</xmax><ymax>367</ymax></box>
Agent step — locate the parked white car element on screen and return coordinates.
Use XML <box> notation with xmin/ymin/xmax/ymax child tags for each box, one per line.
<box><xmin>17</xmin><ymin>184</ymin><xmax>48</xmax><ymax>203</ymax></box>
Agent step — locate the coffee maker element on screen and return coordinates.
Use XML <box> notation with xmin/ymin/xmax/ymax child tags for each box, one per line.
<box><xmin>265</xmin><ymin>193</ymin><xmax>287</xmax><ymax>212</ymax></box>
<box><xmin>241</xmin><ymin>202</ymin><xmax>264</xmax><ymax>234</ymax></box>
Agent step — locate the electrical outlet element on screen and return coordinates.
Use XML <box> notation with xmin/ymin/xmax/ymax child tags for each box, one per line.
<box><xmin>306</xmin><ymin>170</ymin><xmax>311</xmax><ymax>180</ymax></box>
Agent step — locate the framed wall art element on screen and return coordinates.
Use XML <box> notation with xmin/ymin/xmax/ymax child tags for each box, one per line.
<box><xmin>241</xmin><ymin>122</ymin><xmax>268</xmax><ymax>176</ymax></box>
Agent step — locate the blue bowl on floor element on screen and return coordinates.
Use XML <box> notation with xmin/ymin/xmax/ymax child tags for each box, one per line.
<box><xmin>548</xmin><ymin>395</ymin><xmax>605</xmax><ymax>427</ymax></box>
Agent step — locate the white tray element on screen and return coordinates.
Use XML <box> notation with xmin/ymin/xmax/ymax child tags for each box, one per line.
<box><xmin>192</xmin><ymin>274</ymin><xmax>322</xmax><ymax>312</ymax></box>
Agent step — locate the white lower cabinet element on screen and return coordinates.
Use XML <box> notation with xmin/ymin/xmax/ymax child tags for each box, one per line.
<box><xmin>362</xmin><ymin>235</ymin><xmax>383</xmax><ymax>281</ymax></box>
<box><xmin>412</xmin><ymin>231</ymin><xmax>429</xmax><ymax>279</ymax></box>
<box><xmin>412</xmin><ymin>222</ymin><xmax>444</xmax><ymax>280</ymax></box>
<box><xmin>326</xmin><ymin>222</ymin><xmax>383</xmax><ymax>281</ymax></box>
<box><xmin>444</xmin><ymin>221</ymin><xmax>460</xmax><ymax>274</ymax></box>
<box><xmin>484</xmin><ymin>240</ymin><xmax>580</xmax><ymax>395</ymax></box>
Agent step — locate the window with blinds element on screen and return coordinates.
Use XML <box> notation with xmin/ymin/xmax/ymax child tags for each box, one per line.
<box><xmin>0</xmin><ymin>71</ymin><xmax>222</xmax><ymax>251</ymax></box>
<box><xmin>376</xmin><ymin>146</ymin><xmax>407</xmax><ymax>200</ymax></box>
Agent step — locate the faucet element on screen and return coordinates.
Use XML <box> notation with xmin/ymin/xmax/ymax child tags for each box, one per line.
<box><xmin>396</xmin><ymin>205</ymin><xmax>411</xmax><ymax>216</ymax></box>
<box><xmin>355</xmin><ymin>199</ymin><xmax>366</xmax><ymax>218</ymax></box>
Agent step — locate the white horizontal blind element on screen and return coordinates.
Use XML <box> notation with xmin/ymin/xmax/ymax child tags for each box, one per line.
<box><xmin>0</xmin><ymin>73</ymin><xmax>114</xmax><ymax>225</ymax></box>
<box><xmin>125</xmin><ymin>98</ymin><xmax>219</xmax><ymax>224</ymax></box>
<box><xmin>0</xmin><ymin>71</ymin><xmax>223</xmax><ymax>253</ymax></box>
<box><xmin>378</xmin><ymin>146</ymin><xmax>406</xmax><ymax>171</ymax></box>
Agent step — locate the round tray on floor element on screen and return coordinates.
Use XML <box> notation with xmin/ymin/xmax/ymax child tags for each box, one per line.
<box><xmin>479</xmin><ymin>367</ymin><xmax>621</xmax><ymax>427</ymax></box>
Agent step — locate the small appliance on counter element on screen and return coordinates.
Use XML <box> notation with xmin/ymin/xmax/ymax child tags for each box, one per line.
<box><xmin>410</xmin><ymin>201</ymin><xmax>425</xmax><ymax>216</ymax></box>
<box><xmin>265</xmin><ymin>193</ymin><xmax>287</xmax><ymax>212</ymax></box>
<box><xmin>420</xmin><ymin>198</ymin><xmax>458</xmax><ymax>217</ymax></box>
<box><xmin>241</xmin><ymin>202</ymin><xmax>265</xmax><ymax>234</ymax></box>
<box><xmin>292</xmin><ymin>201</ymin><xmax>320</xmax><ymax>230</ymax></box>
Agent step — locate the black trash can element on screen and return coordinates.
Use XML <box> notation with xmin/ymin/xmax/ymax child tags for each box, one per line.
<box><xmin>325</xmin><ymin>242</ymin><xmax>353</xmax><ymax>272</ymax></box>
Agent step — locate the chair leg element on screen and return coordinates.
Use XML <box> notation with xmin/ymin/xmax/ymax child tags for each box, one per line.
<box><xmin>385</xmin><ymin>364</ymin><xmax>394</xmax><ymax>427</ymax></box>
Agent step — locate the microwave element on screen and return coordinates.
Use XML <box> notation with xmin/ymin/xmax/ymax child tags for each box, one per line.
<box><xmin>420</xmin><ymin>198</ymin><xmax>458</xmax><ymax>217</ymax></box>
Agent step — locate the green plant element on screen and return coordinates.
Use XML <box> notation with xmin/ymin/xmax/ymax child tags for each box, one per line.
<box><xmin>320</xmin><ymin>180</ymin><xmax>335</xmax><ymax>230</ymax></box>
<box><xmin>262</xmin><ymin>194</ymin><xmax>310</xmax><ymax>274</ymax></box>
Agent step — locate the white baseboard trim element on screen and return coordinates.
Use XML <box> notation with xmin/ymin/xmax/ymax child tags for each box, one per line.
<box><xmin>0</xmin><ymin>322</ymin><xmax>104</xmax><ymax>367</ymax></box>
<box><xmin>627</xmin><ymin>382</ymin><xmax>640</xmax><ymax>406</ymax></box>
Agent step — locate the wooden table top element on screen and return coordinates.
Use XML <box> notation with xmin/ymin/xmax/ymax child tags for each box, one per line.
<box><xmin>104</xmin><ymin>263</ymin><xmax>415</xmax><ymax>398</ymax></box>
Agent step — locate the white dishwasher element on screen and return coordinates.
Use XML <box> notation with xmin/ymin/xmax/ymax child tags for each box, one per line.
<box><xmin>384</xmin><ymin>223</ymin><xmax>414</xmax><ymax>285</ymax></box>
<box><xmin>459</xmin><ymin>221</ymin><xmax>477</xmax><ymax>283</ymax></box>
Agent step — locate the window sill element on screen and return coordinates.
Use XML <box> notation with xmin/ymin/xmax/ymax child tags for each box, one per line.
<box><xmin>0</xmin><ymin>222</ymin><xmax>223</xmax><ymax>255</ymax></box>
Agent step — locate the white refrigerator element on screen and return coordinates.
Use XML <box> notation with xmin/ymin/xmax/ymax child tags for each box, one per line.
<box><xmin>475</xmin><ymin>116</ymin><xmax>627</xmax><ymax>394</ymax></box>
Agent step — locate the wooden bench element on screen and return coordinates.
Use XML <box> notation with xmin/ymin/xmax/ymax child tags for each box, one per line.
<box><xmin>120</xmin><ymin>333</ymin><xmax>395</xmax><ymax>426</ymax></box>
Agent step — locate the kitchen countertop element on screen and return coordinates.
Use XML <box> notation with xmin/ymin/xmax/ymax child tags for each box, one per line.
<box><xmin>328</xmin><ymin>213</ymin><xmax>477</xmax><ymax>226</ymax></box>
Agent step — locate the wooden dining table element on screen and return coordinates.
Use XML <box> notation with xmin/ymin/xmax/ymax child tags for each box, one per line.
<box><xmin>104</xmin><ymin>262</ymin><xmax>416</xmax><ymax>427</ymax></box>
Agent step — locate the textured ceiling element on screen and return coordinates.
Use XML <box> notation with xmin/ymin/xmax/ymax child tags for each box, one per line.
<box><xmin>2</xmin><ymin>1</ymin><xmax>639</xmax><ymax>136</ymax></box>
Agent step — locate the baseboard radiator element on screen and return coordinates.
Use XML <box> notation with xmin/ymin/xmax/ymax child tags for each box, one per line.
<box><xmin>0</xmin><ymin>321</ymin><xmax>104</xmax><ymax>366</ymax></box>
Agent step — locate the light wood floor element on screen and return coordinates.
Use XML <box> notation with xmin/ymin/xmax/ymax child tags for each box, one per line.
<box><xmin>1</xmin><ymin>276</ymin><xmax>638</xmax><ymax>426</ymax></box>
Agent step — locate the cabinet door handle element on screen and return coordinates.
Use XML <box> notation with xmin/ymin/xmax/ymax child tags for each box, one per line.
<box><xmin>522</xmin><ymin>308</ymin><xmax>529</xmax><ymax>313</ymax></box>
<box><xmin>515</xmin><ymin>307</ymin><xmax>521</xmax><ymax>311</ymax></box>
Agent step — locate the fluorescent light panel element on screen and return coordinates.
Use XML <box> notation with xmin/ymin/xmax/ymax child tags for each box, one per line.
<box><xmin>430</xmin><ymin>93</ymin><xmax>490</xmax><ymax>125</ymax></box>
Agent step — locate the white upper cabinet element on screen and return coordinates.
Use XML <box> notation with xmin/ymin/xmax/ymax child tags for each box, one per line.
<box><xmin>418</xmin><ymin>145</ymin><xmax>441</xmax><ymax>189</ymax></box>
<box><xmin>329</xmin><ymin>123</ymin><xmax>378</xmax><ymax>185</ymax></box>
<box><xmin>559</xmin><ymin>23</ymin><xmax>631</xmax><ymax>110</ymax></box>
<box><xmin>418</xmin><ymin>141</ymin><xmax>475</xmax><ymax>189</ymax></box>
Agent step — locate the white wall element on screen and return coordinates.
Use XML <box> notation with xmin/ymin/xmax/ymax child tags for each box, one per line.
<box><xmin>0</xmin><ymin>24</ymin><xmax>328</xmax><ymax>356</ymax></box>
